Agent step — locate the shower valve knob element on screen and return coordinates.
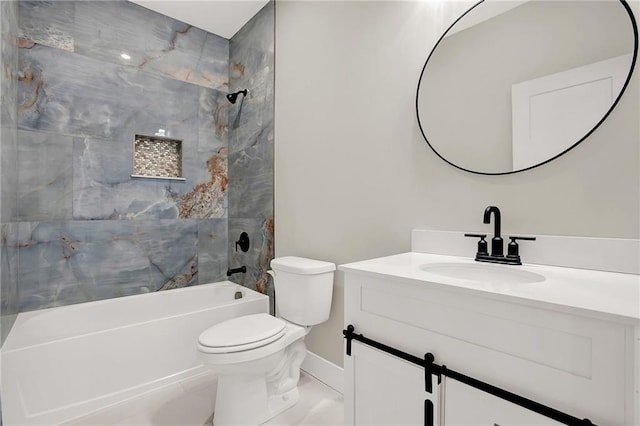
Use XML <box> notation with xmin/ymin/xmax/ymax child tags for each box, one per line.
<box><xmin>235</xmin><ymin>232</ymin><xmax>250</xmax><ymax>253</ymax></box>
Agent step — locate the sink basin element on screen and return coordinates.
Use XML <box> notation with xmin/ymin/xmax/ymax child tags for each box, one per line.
<box><xmin>419</xmin><ymin>262</ymin><xmax>546</xmax><ymax>285</ymax></box>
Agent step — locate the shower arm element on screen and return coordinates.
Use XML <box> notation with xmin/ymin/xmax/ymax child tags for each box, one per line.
<box><xmin>226</xmin><ymin>89</ymin><xmax>248</xmax><ymax>104</ymax></box>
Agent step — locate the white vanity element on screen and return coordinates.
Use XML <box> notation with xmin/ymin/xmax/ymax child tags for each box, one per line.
<box><xmin>342</xmin><ymin>231</ymin><xmax>639</xmax><ymax>426</ymax></box>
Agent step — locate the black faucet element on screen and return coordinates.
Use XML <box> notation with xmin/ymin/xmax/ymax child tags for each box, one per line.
<box><xmin>483</xmin><ymin>206</ymin><xmax>503</xmax><ymax>257</ymax></box>
<box><xmin>465</xmin><ymin>206</ymin><xmax>535</xmax><ymax>265</ymax></box>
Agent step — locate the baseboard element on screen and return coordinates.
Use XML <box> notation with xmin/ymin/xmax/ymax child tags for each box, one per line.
<box><xmin>301</xmin><ymin>350</ymin><xmax>344</xmax><ymax>395</ymax></box>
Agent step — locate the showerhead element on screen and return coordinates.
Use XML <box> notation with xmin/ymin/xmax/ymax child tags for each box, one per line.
<box><xmin>226</xmin><ymin>89</ymin><xmax>248</xmax><ymax>104</ymax></box>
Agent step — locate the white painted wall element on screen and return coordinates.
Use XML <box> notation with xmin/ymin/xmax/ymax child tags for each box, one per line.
<box><xmin>274</xmin><ymin>0</ymin><xmax>639</xmax><ymax>367</ymax></box>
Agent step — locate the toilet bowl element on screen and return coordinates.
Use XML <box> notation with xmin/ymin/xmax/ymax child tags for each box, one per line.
<box><xmin>197</xmin><ymin>256</ymin><xmax>335</xmax><ymax>426</ymax></box>
<box><xmin>198</xmin><ymin>313</ymin><xmax>308</xmax><ymax>425</ymax></box>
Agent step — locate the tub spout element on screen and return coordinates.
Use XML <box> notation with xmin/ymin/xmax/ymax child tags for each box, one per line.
<box><xmin>226</xmin><ymin>266</ymin><xmax>246</xmax><ymax>277</ymax></box>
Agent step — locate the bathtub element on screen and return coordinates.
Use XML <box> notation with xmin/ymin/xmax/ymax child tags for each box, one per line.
<box><xmin>1</xmin><ymin>281</ymin><xmax>268</xmax><ymax>425</ymax></box>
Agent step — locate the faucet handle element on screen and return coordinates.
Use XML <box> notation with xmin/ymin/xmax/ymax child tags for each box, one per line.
<box><xmin>464</xmin><ymin>233</ymin><xmax>488</xmax><ymax>256</ymax></box>
<box><xmin>509</xmin><ymin>236</ymin><xmax>536</xmax><ymax>241</ymax></box>
<box><xmin>507</xmin><ymin>236</ymin><xmax>536</xmax><ymax>259</ymax></box>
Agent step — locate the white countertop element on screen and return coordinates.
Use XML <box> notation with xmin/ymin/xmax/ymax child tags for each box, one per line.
<box><xmin>340</xmin><ymin>252</ymin><xmax>640</xmax><ymax>323</ymax></box>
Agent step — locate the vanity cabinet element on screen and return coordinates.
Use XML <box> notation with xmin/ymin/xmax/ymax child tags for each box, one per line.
<box><xmin>342</xmin><ymin>255</ymin><xmax>639</xmax><ymax>426</ymax></box>
<box><xmin>443</xmin><ymin>380</ymin><xmax>562</xmax><ymax>425</ymax></box>
<box><xmin>347</xmin><ymin>342</ymin><xmax>432</xmax><ymax>425</ymax></box>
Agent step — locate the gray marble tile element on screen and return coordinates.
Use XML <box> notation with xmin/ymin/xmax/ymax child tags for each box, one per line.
<box><xmin>228</xmin><ymin>123</ymin><xmax>274</xmax><ymax>219</ymax></box>
<box><xmin>15</xmin><ymin>220</ymin><xmax>198</xmax><ymax>312</ymax></box>
<box><xmin>17</xmin><ymin>130</ymin><xmax>73</xmax><ymax>221</ymax></box>
<box><xmin>229</xmin><ymin>47</ymin><xmax>273</xmax><ymax>103</ymax></box>
<box><xmin>1</xmin><ymin>0</ymin><xmax>19</xmax><ymax>223</ymax></box>
<box><xmin>73</xmin><ymin>1</ymin><xmax>228</xmax><ymax>91</ymax></box>
<box><xmin>0</xmin><ymin>124</ymin><xmax>18</xmax><ymax>221</ymax></box>
<box><xmin>18</xmin><ymin>1</ymin><xmax>74</xmax><ymax>52</ymax></box>
<box><xmin>73</xmin><ymin>135</ymin><xmax>227</xmax><ymax>221</ymax></box>
<box><xmin>196</xmin><ymin>33</ymin><xmax>231</xmax><ymax>91</ymax></box>
<box><xmin>18</xmin><ymin>43</ymin><xmax>199</xmax><ymax>142</ymax></box>
<box><xmin>229</xmin><ymin>2</ymin><xmax>274</xmax><ymax>106</ymax></box>
<box><xmin>193</xmin><ymin>88</ymin><xmax>230</xmax><ymax>218</ymax></box>
<box><xmin>174</xmin><ymin>87</ymin><xmax>229</xmax><ymax>187</ymax></box>
<box><xmin>227</xmin><ymin>81</ymin><xmax>274</xmax><ymax>154</ymax></box>
<box><xmin>228</xmin><ymin>217</ymin><xmax>274</xmax><ymax>311</ymax></box>
<box><xmin>1</xmin><ymin>0</ymin><xmax>20</xmax><ymax>345</ymax></box>
<box><xmin>176</xmin><ymin>147</ymin><xmax>228</xmax><ymax>219</ymax></box>
<box><xmin>198</xmin><ymin>87</ymin><xmax>229</xmax><ymax>144</ymax></box>
<box><xmin>7</xmin><ymin>0</ymin><xmax>275</xmax><ymax>320</ymax></box>
<box><xmin>1</xmin><ymin>223</ymin><xmax>19</xmax><ymax>345</ymax></box>
<box><xmin>72</xmin><ymin>137</ymin><xmax>178</xmax><ymax>220</ymax></box>
<box><xmin>198</xmin><ymin>219</ymin><xmax>228</xmax><ymax>284</ymax></box>
<box><xmin>227</xmin><ymin>1</ymin><xmax>274</xmax><ymax>220</ymax></box>
<box><xmin>226</xmin><ymin>1</ymin><xmax>274</xmax><ymax>314</ymax></box>
<box><xmin>228</xmin><ymin>2</ymin><xmax>274</xmax><ymax>155</ymax></box>
<box><xmin>230</xmin><ymin>2</ymin><xmax>274</xmax><ymax>59</ymax></box>
<box><xmin>2</xmin><ymin>0</ymin><xmax>19</xmax><ymax>127</ymax></box>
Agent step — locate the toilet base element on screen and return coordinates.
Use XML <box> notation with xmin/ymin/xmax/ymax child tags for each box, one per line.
<box><xmin>211</xmin><ymin>375</ymin><xmax>300</xmax><ymax>426</ymax></box>
<box><xmin>208</xmin><ymin>339</ymin><xmax>307</xmax><ymax>426</ymax></box>
<box><xmin>266</xmin><ymin>386</ymin><xmax>300</xmax><ymax>423</ymax></box>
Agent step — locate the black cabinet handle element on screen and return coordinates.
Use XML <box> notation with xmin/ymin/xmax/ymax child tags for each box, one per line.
<box><xmin>424</xmin><ymin>400</ymin><xmax>434</xmax><ymax>426</ymax></box>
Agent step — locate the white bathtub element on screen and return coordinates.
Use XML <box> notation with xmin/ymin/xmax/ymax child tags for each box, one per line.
<box><xmin>1</xmin><ymin>282</ymin><xmax>268</xmax><ymax>425</ymax></box>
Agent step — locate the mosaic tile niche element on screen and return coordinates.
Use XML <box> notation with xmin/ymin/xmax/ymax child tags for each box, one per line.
<box><xmin>132</xmin><ymin>134</ymin><xmax>184</xmax><ymax>180</ymax></box>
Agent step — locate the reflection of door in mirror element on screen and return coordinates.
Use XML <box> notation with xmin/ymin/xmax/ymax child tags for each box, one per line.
<box><xmin>511</xmin><ymin>54</ymin><xmax>631</xmax><ymax>170</ymax></box>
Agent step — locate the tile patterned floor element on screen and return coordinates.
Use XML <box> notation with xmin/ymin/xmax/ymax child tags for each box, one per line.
<box><xmin>66</xmin><ymin>372</ymin><xmax>344</xmax><ymax>426</ymax></box>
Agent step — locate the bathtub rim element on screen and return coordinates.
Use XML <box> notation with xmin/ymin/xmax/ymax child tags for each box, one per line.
<box><xmin>2</xmin><ymin>281</ymin><xmax>266</xmax><ymax>353</ymax></box>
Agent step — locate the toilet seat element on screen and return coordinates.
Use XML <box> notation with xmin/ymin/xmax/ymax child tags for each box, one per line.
<box><xmin>198</xmin><ymin>319</ymin><xmax>306</xmax><ymax>364</ymax></box>
<box><xmin>198</xmin><ymin>313</ymin><xmax>286</xmax><ymax>354</ymax></box>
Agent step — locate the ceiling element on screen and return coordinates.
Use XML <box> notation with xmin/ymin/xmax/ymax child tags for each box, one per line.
<box><xmin>129</xmin><ymin>0</ymin><xmax>270</xmax><ymax>39</ymax></box>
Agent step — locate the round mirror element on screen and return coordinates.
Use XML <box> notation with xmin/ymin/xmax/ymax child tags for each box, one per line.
<box><xmin>416</xmin><ymin>0</ymin><xmax>638</xmax><ymax>175</ymax></box>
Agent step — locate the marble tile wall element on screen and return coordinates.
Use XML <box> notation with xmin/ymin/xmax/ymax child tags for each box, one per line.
<box><xmin>1</xmin><ymin>0</ymin><xmax>20</xmax><ymax>347</ymax></box>
<box><xmin>3</xmin><ymin>0</ymin><xmax>274</xmax><ymax>317</ymax></box>
<box><xmin>9</xmin><ymin>0</ymin><xmax>237</xmax><ymax>313</ymax></box>
<box><xmin>11</xmin><ymin>220</ymin><xmax>200</xmax><ymax>311</ymax></box>
<box><xmin>18</xmin><ymin>1</ymin><xmax>229</xmax><ymax>91</ymax></box>
<box><xmin>227</xmin><ymin>3</ymin><xmax>275</xmax><ymax>311</ymax></box>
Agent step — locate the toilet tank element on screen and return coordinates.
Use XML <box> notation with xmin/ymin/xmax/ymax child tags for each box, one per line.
<box><xmin>270</xmin><ymin>256</ymin><xmax>336</xmax><ymax>326</ymax></box>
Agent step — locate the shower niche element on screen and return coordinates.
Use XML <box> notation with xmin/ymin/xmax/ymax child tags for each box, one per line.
<box><xmin>131</xmin><ymin>134</ymin><xmax>185</xmax><ymax>181</ymax></box>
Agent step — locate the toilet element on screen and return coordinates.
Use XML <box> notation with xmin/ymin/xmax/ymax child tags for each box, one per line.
<box><xmin>197</xmin><ymin>256</ymin><xmax>336</xmax><ymax>426</ymax></box>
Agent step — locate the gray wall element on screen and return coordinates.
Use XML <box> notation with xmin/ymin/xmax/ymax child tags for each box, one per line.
<box><xmin>9</xmin><ymin>0</ymin><xmax>229</xmax><ymax>313</ymax></box>
<box><xmin>1</xmin><ymin>2</ymin><xmax>19</xmax><ymax>423</ymax></box>
<box><xmin>1</xmin><ymin>0</ymin><xmax>19</xmax><ymax>348</ymax></box>
<box><xmin>274</xmin><ymin>1</ymin><xmax>639</xmax><ymax>366</ymax></box>
<box><xmin>228</xmin><ymin>3</ymin><xmax>275</xmax><ymax>312</ymax></box>
<box><xmin>1</xmin><ymin>1</ymin><xmax>274</xmax><ymax>315</ymax></box>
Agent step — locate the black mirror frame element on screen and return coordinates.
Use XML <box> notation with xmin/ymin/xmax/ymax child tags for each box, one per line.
<box><xmin>415</xmin><ymin>0</ymin><xmax>639</xmax><ymax>176</ymax></box>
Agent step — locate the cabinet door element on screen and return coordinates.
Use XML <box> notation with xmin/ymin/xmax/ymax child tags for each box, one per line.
<box><xmin>443</xmin><ymin>379</ymin><xmax>564</xmax><ymax>426</ymax></box>
<box><xmin>348</xmin><ymin>342</ymin><xmax>441</xmax><ymax>426</ymax></box>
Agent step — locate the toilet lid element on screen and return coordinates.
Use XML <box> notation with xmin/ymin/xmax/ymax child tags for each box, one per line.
<box><xmin>198</xmin><ymin>313</ymin><xmax>286</xmax><ymax>353</ymax></box>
